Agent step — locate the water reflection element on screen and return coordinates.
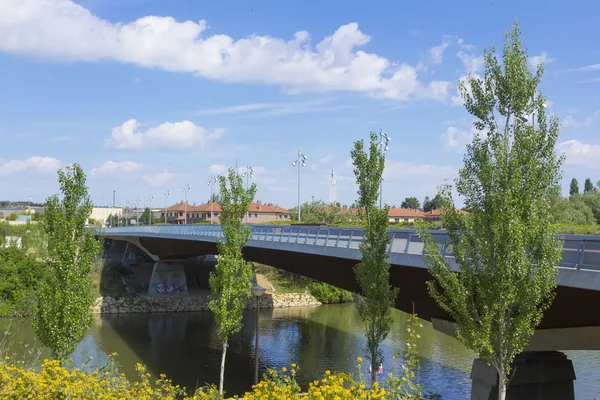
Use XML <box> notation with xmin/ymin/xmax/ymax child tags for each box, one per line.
<box><xmin>1</xmin><ymin>305</ymin><xmax>599</xmax><ymax>398</ymax></box>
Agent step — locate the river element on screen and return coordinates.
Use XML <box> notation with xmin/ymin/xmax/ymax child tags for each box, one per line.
<box><xmin>1</xmin><ymin>304</ymin><xmax>599</xmax><ymax>398</ymax></box>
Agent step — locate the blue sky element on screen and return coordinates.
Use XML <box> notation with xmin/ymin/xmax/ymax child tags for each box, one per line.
<box><xmin>1</xmin><ymin>0</ymin><xmax>600</xmax><ymax>209</ymax></box>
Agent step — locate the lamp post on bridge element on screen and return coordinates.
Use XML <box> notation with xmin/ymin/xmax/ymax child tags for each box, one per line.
<box><xmin>135</xmin><ymin>198</ymin><xmax>141</xmax><ymax>226</ymax></box>
<box><xmin>243</xmin><ymin>165</ymin><xmax>254</xmax><ymax>224</ymax></box>
<box><xmin>148</xmin><ymin>194</ymin><xmax>155</xmax><ymax>225</ymax></box>
<box><xmin>182</xmin><ymin>183</ymin><xmax>191</xmax><ymax>225</ymax></box>
<box><xmin>377</xmin><ymin>127</ymin><xmax>391</xmax><ymax>210</ymax></box>
<box><xmin>163</xmin><ymin>190</ymin><xmax>171</xmax><ymax>224</ymax></box>
<box><xmin>292</xmin><ymin>150</ymin><xmax>307</xmax><ymax>223</ymax></box>
<box><xmin>251</xmin><ymin>284</ymin><xmax>266</xmax><ymax>384</ymax></box>
<box><xmin>207</xmin><ymin>175</ymin><xmax>218</xmax><ymax>224</ymax></box>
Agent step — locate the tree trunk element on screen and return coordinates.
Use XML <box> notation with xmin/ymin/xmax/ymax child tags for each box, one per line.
<box><xmin>370</xmin><ymin>360</ymin><xmax>377</xmax><ymax>387</ymax></box>
<box><xmin>219</xmin><ymin>341</ymin><xmax>228</xmax><ymax>394</ymax></box>
<box><xmin>497</xmin><ymin>368</ymin><xmax>506</xmax><ymax>400</ymax></box>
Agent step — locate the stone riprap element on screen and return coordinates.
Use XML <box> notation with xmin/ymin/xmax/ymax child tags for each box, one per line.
<box><xmin>92</xmin><ymin>292</ymin><xmax>321</xmax><ymax>314</ymax></box>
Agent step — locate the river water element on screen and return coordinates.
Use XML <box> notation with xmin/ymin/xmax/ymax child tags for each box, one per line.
<box><xmin>1</xmin><ymin>304</ymin><xmax>599</xmax><ymax>398</ymax></box>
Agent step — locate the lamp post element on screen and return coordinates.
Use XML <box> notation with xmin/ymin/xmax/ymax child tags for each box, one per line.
<box><xmin>135</xmin><ymin>198</ymin><xmax>141</xmax><ymax>226</ymax></box>
<box><xmin>243</xmin><ymin>165</ymin><xmax>254</xmax><ymax>224</ymax></box>
<box><xmin>182</xmin><ymin>183</ymin><xmax>191</xmax><ymax>225</ymax></box>
<box><xmin>377</xmin><ymin>127</ymin><xmax>391</xmax><ymax>210</ymax></box>
<box><xmin>125</xmin><ymin>200</ymin><xmax>130</xmax><ymax>226</ymax></box>
<box><xmin>251</xmin><ymin>284</ymin><xmax>266</xmax><ymax>384</ymax></box>
<box><xmin>163</xmin><ymin>190</ymin><xmax>171</xmax><ymax>224</ymax></box>
<box><xmin>207</xmin><ymin>175</ymin><xmax>218</xmax><ymax>224</ymax></box>
<box><xmin>148</xmin><ymin>194</ymin><xmax>155</xmax><ymax>225</ymax></box>
<box><xmin>292</xmin><ymin>150</ymin><xmax>307</xmax><ymax>222</ymax></box>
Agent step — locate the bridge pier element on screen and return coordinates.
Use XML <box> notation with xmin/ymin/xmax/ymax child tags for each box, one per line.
<box><xmin>470</xmin><ymin>351</ymin><xmax>575</xmax><ymax>400</ymax></box>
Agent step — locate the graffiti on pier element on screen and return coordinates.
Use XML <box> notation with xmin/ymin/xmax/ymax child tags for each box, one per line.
<box><xmin>153</xmin><ymin>283</ymin><xmax>185</xmax><ymax>294</ymax></box>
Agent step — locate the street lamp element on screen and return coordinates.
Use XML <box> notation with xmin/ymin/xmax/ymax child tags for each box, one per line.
<box><xmin>207</xmin><ymin>176</ymin><xmax>218</xmax><ymax>224</ymax></box>
<box><xmin>125</xmin><ymin>200</ymin><xmax>131</xmax><ymax>226</ymax></box>
<box><xmin>182</xmin><ymin>183</ymin><xmax>191</xmax><ymax>225</ymax></box>
<box><xmin>243</xmin><ymin>165</ymin><xmax>254</xmax><ymax>224</ymax></box>
<box><xmin>292</xmin><ymin>150</ymin><xmax>307</xmax><ymax>222</ymax></box>
<box><xmin>135</xmin><ymin>198</ymin><xmax>141</xmax><ymax>226</ymax></box>
<box><xmin>377</xmin><ymin>127</ymin><xmax>391</xmax><ymax>210</ymax></box>
<box><xmin>148</xmin><ymin>194</ymin><xmax>155</xmax><ymax>225</ymax></box>
<box><xmin>163</xmin><ymin>190</ymin><xmax>171</xmax><ymax>224</ymax></box>
<box><xmin>251</xmin><ymin>284</ymin><xmax>267</xmax><ymax>384</ymax></box>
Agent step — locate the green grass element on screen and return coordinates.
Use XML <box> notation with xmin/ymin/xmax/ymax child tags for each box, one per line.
<box><xmin>254</xmin><ymin>264</ymin><xmax>311</xmax><ymax>293</ymax></box>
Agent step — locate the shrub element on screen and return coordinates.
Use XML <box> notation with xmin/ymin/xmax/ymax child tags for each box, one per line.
<box><xmin>309</xmin><ymin>282</ymin><xmax>354</xmax><ymax>304</ymax></box>
<box><xmin>0</xmin><ymin>246</ymin><xmax>47</xmax><ymax>317</ymax></box>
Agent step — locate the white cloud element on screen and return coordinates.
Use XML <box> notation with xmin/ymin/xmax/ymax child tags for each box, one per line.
<box><xmin>457</xmin><ymin>51</ymin><xmax>484</xmax><ymax>75</ymax></box>
<box><xmin>428</xmin><ymin>36</ymin><xmax>452</xmax><ymax>65</ymax></box>
<box><xmin>197</xmin><ymin>98</ymin><xmax>353</xmax><ymax>118</ymax></box>
<box><xmin>105</xmin><ymin>119</ymin><xmax>223</xmax><ymax>151</ymax></box>
<box><xmin>0</xmin><ymin>156</ymin><xmax>60</xmax><ymax>176</ymax></box>
<box><xmin>559</xmin><ymin>140</ymin><xmax>600</xmax><ymax>169</ymax></box>
<box><xmin>574</xmin><ymin>77</ymin><xmax>600</xmax><ymax>84</ymax></box>
<box><xmin>91</xmin><ymin>161</ymin><xmax>143</xmax><ymax>176</ymax></box>
<box><xmin>442</xmin><ymin>126</ymin><xmax>472</xmax><ymax>152</ymax></box>
<box><xmin>0</xmin><ymin>0</ymin><xmax>450</xmax><ymax>101</ymax></box>
<box><xmin>143</xmin><ymin>170</ymin><xmax>175</xmax><ymax>187</ymax></box>
<box><xmin>528</xmin><ymin>52</ymin><xmax>556</xmax><ymax>69</ymax></box>
<box><xmin>567</xmin><ymin>63</ymin><xmax>600</xmax><ymax>73</ymax></box>
<box><xmin>562</xmin><ymin>111</ymin><xmax>599</xmax><ymax>128</ymax></box>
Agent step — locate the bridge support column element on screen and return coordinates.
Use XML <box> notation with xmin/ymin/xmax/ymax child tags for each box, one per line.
<box><xmin>470</xmin><ymin>351</ymin><xmax>575</xmax><ymax>400</ymax></box>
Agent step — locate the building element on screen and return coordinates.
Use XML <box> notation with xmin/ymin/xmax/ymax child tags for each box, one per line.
<box><xmin>89</xmin><ymin>207</ymin><xmax>122</xmax><ymax>226</ymax></box>
<box><xmin>423</xmin><ymin>209</ymin><xmax>469</xmax><ymax>222</ymax></box>
<box><xmin>162</xmin><ymin>201</ymin><xmax>290</xmax><ymax>224</ymax></box>
<box><xmin>388</xmin><ymin>208</ymin><xmax>425</xmax><ymax>224</ymax></box>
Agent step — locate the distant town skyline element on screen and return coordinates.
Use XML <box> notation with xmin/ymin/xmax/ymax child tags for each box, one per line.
<box><xmin>1</xmin><ymin>0</ymin><xmax>599</xmax><ymax>207</ymax></box>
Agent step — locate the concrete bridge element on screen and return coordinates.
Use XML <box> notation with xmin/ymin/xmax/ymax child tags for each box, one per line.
<box><xmin>100</xmin><ymin>224</ymin><xmax>600</xmax><ymax>399</ymax></box>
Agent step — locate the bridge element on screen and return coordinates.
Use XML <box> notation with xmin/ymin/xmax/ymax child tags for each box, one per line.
<box><xmin>101</xmin><ymin>224</ymin><xmax>600</xmax><ymax>399</ymax></box>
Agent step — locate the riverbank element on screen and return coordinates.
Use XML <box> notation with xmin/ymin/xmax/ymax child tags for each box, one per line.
<box><xmin>92</xmin><ymin>292</ymin><xmax>321</xmax><ymax>314</ymax></box>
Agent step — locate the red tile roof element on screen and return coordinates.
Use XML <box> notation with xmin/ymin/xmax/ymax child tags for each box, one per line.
<box><xmin>424</xmin><ymin>209</ymin><xmax>469</xmax><ymax>216</ymax></box>
<box><xmin>388</xmin><ymin>208</ymin><xmax>425</xmax><ymax>218</ymax></box>
<box><xmin>248</xmin><ymin>202</ymin><xmax>290</xmax><ymax>214</ymax></box>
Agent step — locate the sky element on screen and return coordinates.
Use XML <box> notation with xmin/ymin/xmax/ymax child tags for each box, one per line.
<box><xmin>1</xmin><ymin>0</ymin><xmax>600</xmax><ymax>209</ymax></box>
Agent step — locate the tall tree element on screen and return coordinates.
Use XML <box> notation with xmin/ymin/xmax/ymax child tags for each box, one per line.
<box><xmin>418</xmin><ymin>22</ymin><xmax>563</xmax><ymax>400</ymax></box>
<box><xmin>209</xmin><ymin>192</ymin><xmax>221</xmax><ymax>204</ymax></box>
<box><xmin>209</xmin><ymin>168</ymin><xmax>257</xmax><ymax>394</ymax></box>
<box><xmin>138</xmin><ymin>207</ymin><xmax>152</xmax><ymax>225</ymax></box>
<box><xmin>569</xmin><ymin>178</ymin><xmax>579</xmax><ymax>196</ymax></box>
<box><xmin>423</xmin><ymin>194</ymin><xmax>443</xmax><ymax>212</ymax></box>
<box><xmin>584</xmin><ymin>178</ymin><xmax>595</xmax><ymax>193</ymax></box>
<box><xmin>34</xmin><ymin>163</ymin><xmax>102</xmax><ymax>360</ymax></box>
<box><xmin>351</xmin><ymin>132</ymin><xmax>398</xmax><ymax>385</ymax></box>
<box><xmin>401</xmin><ymin>197</ymin><xmax>420</xmax><ymax>210</ymax></box>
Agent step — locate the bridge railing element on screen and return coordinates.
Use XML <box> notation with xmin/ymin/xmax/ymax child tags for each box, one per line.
<box><xmin>99</xmin><ymin>225</ymin><xmax>600</xmax><ymax>271</ymax></box>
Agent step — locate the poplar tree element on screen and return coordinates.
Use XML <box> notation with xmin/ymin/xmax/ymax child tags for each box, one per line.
<box><xmin>569</xmin><ymin>178</ymin><xmax>579</xmax><ymax>197</ymax></box>
<box><xmin>34</xmin><ymin>163</ymin><xmax>102</xmax><ymax>360</ymax></box>
<box><xmin>209</xmin><ymin>168</ymin><xmax>257</xmax><ymax>394</ymax></box>
<box><xmin>418</xmin><ymin>22</ymin><xmax>563</xmax><ymax>400</ymax></box>
<box><xmin>351</xmin><ymin>133</ymin><xmax>398</xmax><ymax>385</ymax></box>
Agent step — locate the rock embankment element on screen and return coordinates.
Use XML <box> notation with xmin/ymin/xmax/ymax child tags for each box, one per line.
<box><xmin>92</xmin><ymin>292</ymin><xmax>321</xmax><ymax>314</ymax></box>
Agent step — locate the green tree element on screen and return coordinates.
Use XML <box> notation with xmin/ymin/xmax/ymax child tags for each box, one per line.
<box><xmin>422</xmin><ymin>194</ymin><xmax>443</xmax><ymax>212</ymax></box>
<box><xmin>33</xmin><ymin>163</ymin><xmax>103</xmax><ymax>360</ymax></box>
<box><xmin>584</xmin><ymin>178</ymin><xmax>595</xmax><ymax>193</ymax></box>
<box><xmin>138</xmin><ymin>207</ymin><xmax>152</xmax><ymax>225</ymax></box>
<box><xmin>208</xmin><ymin>168</ymin><xmax>257</xmax><ymax>394</ymax></box>
<box><xmin>418</xmin><ymin>22</ymin><xmax>563</xmax><ymax>400</ymax></box>
<box><xmin>8</xmin><ymin>213</ymin><xmax>17</xmax><ymax>221</ymax></box>
<box><xmin>569</xmin><ymin>178</ymin><xmax>579</xmax><ymax>196</ymax></box>
<box><xmin>209</xmin><ymin>192</ymin><xmax>221</xmax><ymax>204</ymax></box>
<box><xmin>106</xmin><ymin>213</ymin><xmax>119</xmax><ymax>227</ymax></box>
<box><xmin>401</xmin><ymin>197</ymin><xmax>420</xmax><ymax>210</ymax></box>
<box><xmin>351</xmin><ymin>132</ymin><xmax>398</xmax><ymax>385</ymax></box>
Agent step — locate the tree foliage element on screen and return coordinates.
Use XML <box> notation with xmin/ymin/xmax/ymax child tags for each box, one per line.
<box><xmin>584</xmin><ymin>178</ymin><xmax>596</xmax><ymax>193</ymax></box>
<box><xmin>569</xmin><ymin>178</ymin><xmax>579</xmax><ymax>197</ymax></box>
<box><xmin>33</xmin><ymin>163</ymin><xmax>102</xmax><ymax>360</ymax></box>
<box><xmin>351</xmin><ymin>132</ymin><xmax>398</xmax><ymax>385</ymax></box>
<box><xmin>208</xmin><ymin>168</ymin><xmax>257</xmax><ymax>394</ymax></box>
<box><xmin>401</xmin><ymin>197</ymin><xmax>420</xmax><ymax>210</ymax></box>
<box><xmin>417</xmin><ymin>22</ymin><xmax>563</xmax><ymax>399</ymax></box>
<box><xmin>289</xmin><ymin>201</ymin><xmax>357</xmax><ymax>225</ymax></box>
<box><xmin>139</xmin><ymin>207</ymin><xmax>152</xmax><ymax>225</ymax></box>
<box><xmin>422</xmin><ymin>195</ymin><xmax>443</xmax><ymax>212</ymax></box>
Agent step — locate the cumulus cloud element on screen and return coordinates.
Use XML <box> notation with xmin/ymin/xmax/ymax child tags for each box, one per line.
<box><xmin>143</xmin><ymin>170</ymin><xmax>175</xmax><ymax>187</ymax></box>
<box><xmin>559</xmin><ymin>140</ymin><xmax>600</xmax><ymax>169</ymax></box>
<box><xmin>105</xmin><ymin>119</ymin><xmax>223</xmax><ymax>151</ymax></box>
<box><xmin>528</xmin><ymin>52</ymin><xmax>556</xmax><ymax>69</ymax></box>
<box><xmin>428</xmin><ymin>36</ymin><xmax>452</xmax><ymax>65</ymax></box>
<box><xmin>562</xmin><ymin>111</ymin><xmax>599</xmax><ymax>128</ymax></box>
<box><xmin>0</xmin><ymin>156</ymin><xmax>60</xmax><ymax>176</ymax></box>
<box><xmin>0</xmin><ymin>0</ymin><xmax>450</xmax><ymax>101</ymax></box>
<box><xmin>91</xmin><ymin>161</ymin><xmax>143</xmax><ymax>176</ymax></box>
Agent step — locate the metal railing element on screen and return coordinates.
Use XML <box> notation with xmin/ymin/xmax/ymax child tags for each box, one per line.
<box><xmin>99</xmin><ymin>225</ymin><xmax>600</xmax><ymax>271</ymax></box>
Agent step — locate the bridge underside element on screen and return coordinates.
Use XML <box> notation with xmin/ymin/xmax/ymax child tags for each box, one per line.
<box><xmin>132</xmin><ymin>237</ymin><xmax>600</xmax><ymax>334</ymax></box>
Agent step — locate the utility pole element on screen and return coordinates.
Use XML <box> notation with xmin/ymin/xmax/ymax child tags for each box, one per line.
<box><xmin>148</xmin><ymin>194</ymin><xmax>155</xmax><ymax>225</ymax></box>
<box><xmin>243</xmin><ymin>165</ymin><xmax>254</xmax><ymax>224</ymax></box>
<box><xmin>182</xmin><ymin>183</ymin><xmax>191</xmax><ymax>224</ymax></box>
<box><xmin>207</xmin><ymin>176</ymin><xmax>218</xmax><ymax>224</ymax></box>
<box><xmin>112</xmin><ymin>190</ymin><xmax>116</xmax><ymax>207</ymax></box>
<box><xmin>292</xmin><ymin>149</ymin><xmax>307</xmax><ymax>222</ymax></box>
<box><xmin>163</xmin><ymin>190</ymin><xmax>171</xmax><ymax>223</ymax></box>
<box><xmin>377</xmin><ymin>127</ymin><xmax>391</xmax><ymax>210</ymax></box>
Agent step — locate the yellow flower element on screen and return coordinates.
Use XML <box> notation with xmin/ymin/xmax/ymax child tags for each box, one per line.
<box><xmin>357</xmin><ymin>356</ymin><xmax>363</xmax><ymax>363</ymax></box>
